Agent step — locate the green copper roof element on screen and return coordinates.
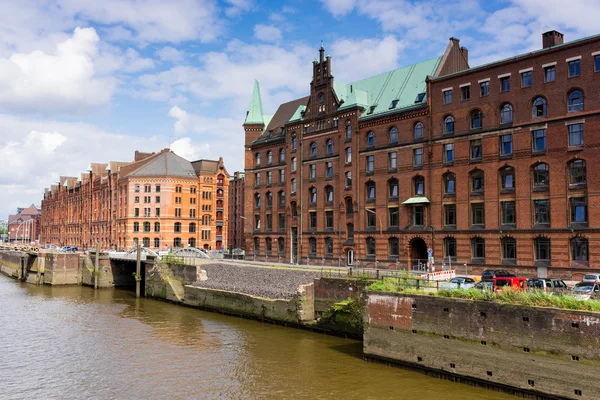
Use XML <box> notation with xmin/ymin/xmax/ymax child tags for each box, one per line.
<box><xmin>245</xmin><ymin>80</ymin><xmax>265</xmax><ymax>125</ymax></box>
<box><xmin>288</xmin><ymin>105</ymin><xmax>306</xmax><ymax>123</ymax></box>
<box><xmin>335</xmin><ymin>56</ymin><xmax>441</xmax><ymax>119</ymax></box>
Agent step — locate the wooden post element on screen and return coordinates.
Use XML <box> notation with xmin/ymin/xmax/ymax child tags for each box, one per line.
<box><xmin>136</xmin><ymin>244</ymin><xmax>141</xmax><ymax>298</ymax></box>
<box><xmin>94</xmin><ymin>241</ymin><xmax>99</xmax><ymax>289</ymax></box>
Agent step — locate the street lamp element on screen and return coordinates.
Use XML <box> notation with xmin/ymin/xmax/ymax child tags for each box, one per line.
<box><xmin>365</xmin><ymin>208</ymin><xmax>383</xmax><ymax>235</ymax></box>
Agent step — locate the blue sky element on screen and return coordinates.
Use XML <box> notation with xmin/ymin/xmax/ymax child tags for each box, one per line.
<box><xmin>1</xmin><ymin>0</ymin><xmax>599</xmax><ymax>217</ymax></box>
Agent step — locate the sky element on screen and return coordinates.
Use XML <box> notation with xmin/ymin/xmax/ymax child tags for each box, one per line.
<box><xmin>1</xmin><ymin>0</ymin><xmax>599</xmax><ymax>218</ymax></box>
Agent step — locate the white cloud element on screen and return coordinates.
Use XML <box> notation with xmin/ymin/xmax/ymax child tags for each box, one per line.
<box><xmin>170</xmin><ymin>137</ymin><xmax>210</xmax><ymax>160</ymax></box>
<box><xmin>254</xmin><ymin>24</ymin><xmax>283</xmax><ymax>43</ymax></box>
<box><xmin>320</xmin><ymin>0</ymin><xmax>356</xmax><ymax>17</ymax></box>
<box><xmin>224</xmin><ymin>0</ymin><xmax>254</xmax><ymax>17</ymax></box>
<box><xmin>156</xmin><ymin>46</ymin><xmax>185</xmax><ymax>63</ymax></box>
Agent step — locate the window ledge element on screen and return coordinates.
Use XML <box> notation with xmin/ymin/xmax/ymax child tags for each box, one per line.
<box><xmin>443</xmin><ymin>162</ymin><xmax>454</xmax><ymax>167</ymax></box>
<box><xmin>500</xmin><ymin>224</ymin><xmax>516</xmax><ymax>230</ymax></box>
<box><xmin>413</xmin><ymin>165</ymin><xmax>423</xmax><ymax>171</ymax></box>
<box><xmin>388</xmin><ymin>168</ymin><xmax>398</xmax><ymax>173</ymax></box>
<box><xmin>413</xmin><ymin>137</ymin><xmax>425</xmax><ymax>143</ymax></box>
<box><xmin>470</xmin><ymin>158</ymin><xmax>482</xmax><ymax>164</ymax></box>
<box><xmin>502</xmin><ymin>259</ymin><xmax>517</xmax><ymax>266</ymax></box>
<box><xmin>471</xmin><ymin>257</ymin><xmax>486</xmax><ymax>264</ymax></box>
<box><xmin>387</xmin><ymin>227</ymin><xmax>400</xmax><ymax>232</ymax></box>
<box><xmin>389</xmin><ymin>196</ymin><xmax>399</xmax><ymax>201</ymax></box>
<box><xmin>569</xmin><ymin>183</ymin><xmax>587</xmax><ymax>190</ymax></box>
<box><xmin>534</xmin><ymin>260</ymin><xmax>551</xmax><ymax>267</ymax></box>
<box><xmin>345</xmin><ymin>186</ymin><xmax>352</xmax><ymax>191</ymax></box>
<box><xmin>443</xmin><ymin>193</ymin><xmax>456</xmax><ymax>198</ymax></box>
<box><xmin>533</xmin><ymin>223</ymin><xmax>550</xmax><ymax>229</ymax></box>
<box><xmin>470</xmin><ymin>224</ymin><xmax>485</xmax><ymax>230</ymax></box>
<box><xmin>442</xmin><ymin>225</ymin><xmax>456</xmax><ymax>231</ymax></box>
<box><xmin>344</xmin><ymin>137</ymin><xmax>352</xmax><ymax>143</ymax></box>
<box><xmin>533</xmin><ymin>186</ymin><xmax>548</xmax><ymax>192</ymax></box>
<box><xmin>532</xmin><ymin>150</ymin><xmax>546</xmax><ymax>156</ymax></box>
<box><xmin>568</xmin><ymin>146</ymin><xmax>584</xmax><ymax>152</ymax></box>
<box><xmin>366</xmin><ymin>171</ymin><xmax>374</xmax><ymax>176</ymax></box>
<box><xmin>470</xmin><ymin>191</ymin><xmax>484</xmax><ymax>196</ymax></box>
<box><xmin>366</xmin><ymin>199</ymin><xmax>375</xmax><ymax>203</ymax></box>
<box><xmin>345</xmin><ymin>162</ymin><xmax>352</xmax><ymax>167</ymax></box>
<box><xmin>500</xmin><ymin>188</ymin><xmax>515</xmax><ymax>194</ymax></box>
<box><xmin>570</xmin><ymin>222</ymin><xmax>589</xmax><ymax>229</ymax></box>
<box><xmin>441</xmin><ymin>132</ymin><xmax>454</xmax><ymax>137</ymax></box>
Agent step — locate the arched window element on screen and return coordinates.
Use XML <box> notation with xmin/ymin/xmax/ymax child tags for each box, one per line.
<box><xmin>174</xmin><ymin>237</ymin><xmax>182</xmax><ymax>247</ymax></box>
<box><xmin>254</xmin><ymin>193</ymin><xmax>261</xmax><ymax>208</ymax></box>
<box><xmin>471</xmin><ymin>237</ymin><xmax>485</xmax><ymax>259</ymax></box>
<box><xmin>345</xmin><ymin>171</ymin><xmax>352</xmax><ymax>188</ymax></box>
<box><xmin>278</xmin><ymin>191</ymin><xmax>286</xmax><ymax>207</ymax></box>
<box><xmin>254</xmin><ymin>237</ymin><xmax>260</xmax><ymax>254</ymax></box>
<box><xmin>534</xmin><ymin>237</ymin><xmax>551</xmax><ymax>262</ymax></box>
<box><xmin>471</xmin><ymin>170</ymin><xmax>484</xmax><ymax>193</ymax></box>
<box><xmin>143</xmin><ymin>237</ymin><xmax>150</xmax><ymax>247</ymax></box>
<box><xmin>414</xmin><ymin>122</ymin><xmax>424</xmax><ymax>139</ymax></box>
<box><xmin>325</xmin><ymin>185</ymin><xmax>334</xmax><ymax>204</ymax></box>
<box><xmin>266</xmin><ymin>191</ymin><xmax>273</xmax><ymax>208</ymax></box>
<box><xmin>347</xmin><ymin>223</ymin><xmax>354</xmax><ymax>240</ymax></box>
<box><xmin>290</xmin><ymin>201</ymin><xmax>298</xmax><ymax>218</ymax></box>
<box><xmin>366</xmin><ymin>181</ymin><xmax>376</xmax><ymax>201</ymax></box>
<box><xmin>389</xmin><ymin>237</ymin><xmax>399</xmax><ymax>257</ymax></box>
<box><xmin>255</xmin><ymin>153</ymin><xmax>261</xmax><ymax>166</ymax></box>
<box><xmin>278</xmin><ymin>237</ymin><xmax>285</xmax><ymax>256</ymax></box>
<box><xmin>345</xmin><ymin>147</ymin><xmax>352</xmax><ymax>164</ymax></box>
<box><xmin>444</xmin><ymin>173</ymin><xmax>456</xmax><ymax>194</ymax></box>
<box><xmin>291</xmin><ymin>136</ymin><xmax>297</xmax><ymax>151</ymax></box>
<box><xmin>444</xmin><ymin>237</ymin><xmax>457</xmax><ymax>261</ymax></box>
<box><xmin>533</xmin><ymin>163</ymin><xmax>549</xmax><ymax>188</ymax></box>
<box><xmin>189</xmin><ymin>222</ymin><xmax>196</xmax><ymax>233</ymax></box>
<box><xmin>309</xmin><ymin>237</ymin><xmax>317</xmax><ymax>255</ymax></box>
<box><xmin>444</xmin><ymin>115</ymin><xmax>455</xmax><ymax>134</ymax></box>
<box><xmin>154</xmin><ymin>222</ymin><xmax>160</xmax><ymax>232</ymax></box>
<box><xmin>174</xmin><ymin>222</ymin><xmax>181</xmax><ymax>233</ymax></box>
<box><xmin>389</xmin><ymin>127</ymin><xmax>398</xmax><ymax>143</ymax></box>
<box><xmin>366</xmin><ymin>237</ymin><xmax>376</xmax><ymax>256</ymax></box>
<box><xmin>154</xmin><ymin>238</ymin><xmax>160</xmax><ymax>248</ymax></box>
<box><xmin>326</xmin><ymin>139</ymin><xmax>334</xmax><ymax>154</ymax></box>
<box><xmin>346</xmin><ymin>198</ymin><xmax>353</xmax><ymax>216</ymax></box>
<box><xmin>389</xmin><ymin>178</ymin><xmax>399</xmax><ymax>198</ymax></box>
<box><xmin>532</xmin><ymin>97</ymin><xmax>547</xmax><ymax>117</ymax></box>
<box><xmin>345</xmin><ymin>121</ymin><xmax>352</xmax><ymax>140</ymax></box>
<box><xmin>367</xmin><ymin>131</ymin><xmax>375</xmax><ymax>147</ymax></box>
<box><xmin>414</xmin><ymin>176</ymin><xmax>425</xmax><ymax>196</ymax></box>
<box><xmin>133</xmin><ymin>238</ymin><xmax>139</xmax><ymax>246</ymax></box>
<box><xmin>568</xmin><ymin>89</ymin><xmax>584</xmax><ymax>112</ymax></box>
<box><xmin>501</xmin><ymin>237</ymin><xmax>516</xmax><ymax>262</ymax></box>
<box><xmin>267</xmin><ymin>151</ymin><xmax>273</xmax><ymax>165</ymax></box>
<box><xmin>325</xmin><ymin>237</ymin><xmax>333</xmax><ymax>255</ymax></box>
<box><xmin>571</xmin><ymin>237</ymin><xmax>588</xmax><ymax>261</ymax></box>
<box><xmin>500</xmin><ymin>103</ymin><xmax>513</xmax><ymax>124</ymax></box>
<box><xmin>279</xmin><ymin>148</ymin><xmax>286</xmax><ymax>162</ymax></box>
<box><xmin>500</xmin><ymin>166</ymin><xmax>515</xmax><ymax>190</ymax></box>
<box><xmin>188</xmin><ymin>238</ymin><xmax>196</xmax><ymax>247</ymax></box>
<box><xmin>470</xmin><ymin>109</ymin><xmax>482</xmax><ymax>129</ymax></box>
<box><xmin>310</xmin><ymin>142</ymin><xmax>317</xmax><ymax>158</ymax></box>
<box><xmin>309</xmin><ymin>187</ymin><xmax>317</xmax><ymax>204</ymax></box>
<box><xmin>265</xmin><ymin>238</ymin><xmax>272</xmax><ymax>255</ymax></box>
<box><xmin>143</xmin><ymin>222</ymin><xmax>150</xmax><ymax>232</ymax></box>
<box><xmin>569</xmin><ymin>160</ymin><xmax>586</xmax><ymax>185</ymax></box>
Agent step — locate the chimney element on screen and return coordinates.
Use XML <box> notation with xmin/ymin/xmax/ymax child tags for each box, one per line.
<box><xmin>542</xmin><ymin>30</ymin><xmax>564</xmax><ymax>49</ymax></box>
<box><xmin>460</xmin><ymin>46</ymin><xmax>469</xmax><ymax>65</ymax></box>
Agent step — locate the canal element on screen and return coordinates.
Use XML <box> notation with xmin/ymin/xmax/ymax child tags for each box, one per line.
<box><xmin>0</xmin><ymin>275</ymin><xmax>513</xmax><ymax>399</ymax></box>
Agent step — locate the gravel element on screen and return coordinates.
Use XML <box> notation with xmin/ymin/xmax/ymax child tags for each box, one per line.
<box><xmin>193</xmin><ymin>263</ymin><xmax>321</xmax><ymax>299</ymax></box>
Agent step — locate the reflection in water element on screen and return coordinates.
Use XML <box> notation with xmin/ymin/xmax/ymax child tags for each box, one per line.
<box><xmin>0</xmin><ymin>275</ymin><xmax>513</xmax><ymax>400</ymax></box>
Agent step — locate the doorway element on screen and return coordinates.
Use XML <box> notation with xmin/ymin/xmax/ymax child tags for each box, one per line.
<box><xmin>410</xmin><ymin>237</ymin><xmax>428</xmax><ymax>270</ymax></box>
<box><xmin>291</xmin><ymin>227</ymin><xmax>298</xmax><ymax>264</ymax></box>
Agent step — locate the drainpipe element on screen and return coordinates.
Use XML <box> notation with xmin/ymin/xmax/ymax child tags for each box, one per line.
<box><xmin>426</xmin><ymin>78</ymin><xmax>435</xmax><ymax>257</ymax></box>
<box><xmin>298</xmin><ymin>136</ymin><xmax>303</xmax><ymax>265</ymax></box>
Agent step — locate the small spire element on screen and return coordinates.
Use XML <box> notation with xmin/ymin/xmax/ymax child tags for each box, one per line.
<box><xmin>320</xmin><ymin>40</ymin><xmax>324</xmax><ymax>49</ymax></box>
<box><xmin>244</xmin><ymin>80</ymin><xmax>265</xmax><ymax>125</ymax></box>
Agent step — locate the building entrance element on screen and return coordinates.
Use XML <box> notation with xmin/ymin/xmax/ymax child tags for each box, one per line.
<box><xmin>291</xmin><ymin>227</ymin><xmax>298</xmax><ymax>264</ymax></box>
<box><xmin>410</xmin><ymin>237</ymin><xmax>428</xmax><ymax>270</ymax></box>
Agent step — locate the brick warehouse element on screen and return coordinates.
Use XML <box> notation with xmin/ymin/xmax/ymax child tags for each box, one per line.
<box><xmin>244</xmin><ymin>31</ymin><xmax>600</xmax><ymax>279</ymax></box>
<box><xmin>40</xmin><ymin>149</ymin><xmax>229</xmax><ymax>252</ymax></box>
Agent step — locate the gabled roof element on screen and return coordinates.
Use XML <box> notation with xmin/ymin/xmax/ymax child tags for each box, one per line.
<box><xmin>254</xmin><ymin>96</ymin><xmax>309</xmax><ymax>143</ymax></box>
<box><xmin>124</xmin><ymin>150</ymin><xmax>198</xmax><ymax>179</ymax></box>
<box><xmin>244</xmin><ymin>80</ymin><xmax>265</xmax><ymax>125</ymax></box>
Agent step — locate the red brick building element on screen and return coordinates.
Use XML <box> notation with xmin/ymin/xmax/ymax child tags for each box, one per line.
<box><xmin>244</xmin><ymin>31</ymin><xmax>600</xmax><ymax>279</ymax></box>
<box><xmin>8</xmin><ymin>204</ymin><xmax>41</xmax><ymax>244</ymax></box>
<box><xmin>227</xmin><ymin>171</ymin><xmax>245</xmax><ymax>250</ymax></box>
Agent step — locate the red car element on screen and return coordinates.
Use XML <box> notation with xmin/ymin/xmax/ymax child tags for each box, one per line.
<box><xmin>493</xmin><ymin>277</ymin><xmax>528</xmax><ymax>293</ymax></box>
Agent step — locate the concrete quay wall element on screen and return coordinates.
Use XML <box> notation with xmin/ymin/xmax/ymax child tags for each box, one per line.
<box><xmin>364</xmin><ymin>292</ymin><xmax>600</xmax><ymax>400</ymax></box>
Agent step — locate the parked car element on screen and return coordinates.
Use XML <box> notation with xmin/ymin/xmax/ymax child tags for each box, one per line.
<box><xmin>581</xmin><ymin>274</ymin><xmax>600</xmax><ymax>283</ymax></box>
<box><xmin>473</xmin><ymin>281</ymin><xmax>494</xmax><ymax>292</ymax></box>
<box><xmin>482</xmin><ymin>269</ymin><xmax>516</xmax><ymax>281</ymax></box>
<box><xmin>440</xmin><ymin>277</ymin><xmax>476</xmax><ymax>290</ymax></box>
<box><xmin>527</xmin><ymin>278</ymin><xmax>569</xmax><ymax>294</ymax></box>
<box><xmin>572</xmin><ymin>282</ymin><xmax>600</xmax><ymax>300</ymax></box>
<box><xmin>494</xmin><ymin>277</ymin><xmax>527</xmax><ymax>293</ymax></box>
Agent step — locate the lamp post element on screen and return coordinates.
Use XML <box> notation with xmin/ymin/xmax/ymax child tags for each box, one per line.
<box><xmin>365</xmin><ymin>208</ymin><xmax>383</xmax><ymax>235</ymax></box>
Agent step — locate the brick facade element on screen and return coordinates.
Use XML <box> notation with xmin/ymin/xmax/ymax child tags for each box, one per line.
<box><xmin>227</xmin><ymin>171</ymin><xmax>245</xmax><ymax>250</ymax></box>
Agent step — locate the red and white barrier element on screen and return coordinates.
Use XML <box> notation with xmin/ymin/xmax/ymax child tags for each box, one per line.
<box><xmin>420</xmin><ymin>269</ymin><xmax>456</xmax><ymax>281</ymax></box>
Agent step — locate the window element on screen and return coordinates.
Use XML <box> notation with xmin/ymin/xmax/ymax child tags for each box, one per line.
<box><xmin>255</xmin><ymin>153</ymin><xmax>261</xmax><ymax>166</ymax></box>
<box><xmin>443</xmin><ymin>143</ymin><xmax>454</xmax><ymax>163</ymax></box>
<box><xmin>155</xmin><ymin>185</ymin><xmax>161</xmax><ymax>193</ymax></box>
<box><xmin>366</xmin><ymin>155</ymin><xmax>374</xmax><ymax>173</ymax></box>
<box><xmin>345</xmin><ymin>122</ymin><xmax>352</xmax><ymax>140</ymax></box>
<box><xmin>279</xmin><ymin>148</ymin><xmax>285</xmax><ymax>163</ymax></box>
<box><xmin>291</xmin><ymin>178</ymin><xmax>296</xmax><ymax>194</ymax></box>
<box><xmin>532</xmin><ymin>129</ymin><xmax>546</xmax><ymax>153</ymax></box>
<box><xmin>413</xmin><ymin>206</ymin><xmax>424</xmax><ymax>226</ymax></box>
<box><xmin>347</xmin><ymin>223</ymin><xmax>354</xmax><ymax>240</ymax></box>
<box><xmin>472</xmin><ymin>238</ymin><xmax>485</xmax><ymax>259</ymax></box>
<box><xmin>325</xmin><ymin>237</ymin><xmax>333</xmax><ymax>255</ymax></box>
<box><xmin>255</xmin><ymin>193</ymin><xmax>261</xmax><ymax>208</ymax></box>
<box><xmin>265</xmin><ymin>238</ymin><xmax>272</xmax><ymax>255</ymax></box>
<box><xmin>470</xmin><ymin>110</ymin><xmax>482</xmax><ymax>129</ymax></box>
<box><xmin>174</xmin><ymin>222</ymin><xmax>181</xmax><ymax>233</ymax></box>
<box><xmin>389</xmin><ymin>237</ymin><xmax>399</xmax><ymax>257</ymax></box>
<box><xmin>568</xmin><ymin>90</ymin><xmax>584</xmax><ymax>112</ymax></box>
<box><xmin>133</xmin><ymin>222</ymin><xmax>139</xmax><ymax>232</ymax></box>
<box><xmin>443</xmin><ymin>89</ymin><xmax>452</xmax><ymax>105</ymax></box>
<box><xmin>143</xmin><ymin>222</ymin><xmax>150</xmax><ymax>232</ymax></box>
<box><xmin>155</xmin><ymin>208</ymin><xmax>160</xmax><ymax>217</ymax></box>
<box><xmin>480</xmin><ymin>81</ymin><xmax>489</xmax><ymax>96</ymax></box>
<box><xmin>501</xmin><ymin>167</ymin><xmax>515</xmax><ymax>190</ymax></box>
<box><xmin>291</xmin><ymin>202</ymin><xmax>298</xmax><ymax>218</ymax></box>
<box><xmin>461</xmin><ymin>85</ymin><xmax>470</xmax><ymax>100</ymax></box>
<box><xmin>154</xmin><ymin>222</ymin><xmax>160</xmax><ymax>232</ymax></box>
<box><xmin>267</xmin><ymin>151</ymin><xmax>273</xmax><ymax>165</ymax></box>
<box><xmin>266</xmin><ymin>214</ymin><xmax>272</xmax><ymax>231</ymax></box>
<box><xmin>389</xmin><ymin>178</ymin><xmax>399</xmax><ymax>198</ymax></box>
<box><xmin>366</xmin><ymin>237</ymin><xmax>376</xmax><ymax>257</ymax></box>
<box><xmin>366</xmin><ymin>208</ymin><xmax>376</xmax><ymax>229</ymax></box>
<box><xmin>310</xmin><ymin>187</ymin><xmax>317</xmax><ymax>205</ymax></box>
<box><xmin>345</xmin><ymin>172</ymin><xmax>352</xmax><ymax>188</ymax></box>
<box><xmin>325</xmin><ymin>186</ymin><xmax>333</xmax><ymax>204</ymax></box>
<box><xmin>325</xmin><ymin>211</ymin><xmax>334</xmax><ymax>230</ymax></box>
<box><xmin>278</xmin><ymin>237</ymin><xmax>285</xmax><ymax>255</ymax></box>
<box><xmin>502</xmin><ymin>201</ymin><xmax>516</xmax><ymax>225</ymax></box>
<box><xmin>500</xmin><ymin>76</ymin><xmax>510</xmax><ymax>92</ymax></box>
<box><xmin>255</xmin><ymin>215</ymin><xmax>260</xmax><ymax>231</ymax></box>
<box><xmin>472</xmin><ymin>203</ymin><xmax>485</xmax><ymax>225</ymax></box>
<box><xmin>444</xmin><ymin>173</ymin><xmax>455</xmax><ymax>194</ymax></box>
<box><xmin>521</xmin><ymin>71</ymin><xmax>532</xmax><ymax>87</ymax></box>
<box><xmin>366</xmin><ymin>181</ymin><xmax>376</xmax><ymax>201</ymax></box>
<box><xmin>142</xmin><ymin>237</ymin><xmax>150</xmax><ymax>247</ymax></box>
<box><xmin>471</xmin><ymin>171</ymin><xmax>484</xmax><ymax>193</ymax></box>
<box><xmin>279</xmin><ymin>169</ymin><xmax>285</xmax><ymax>184</ymax></box>
<box><xmin>535</xmin><ymin>237</ymin><xmax>551</xmax><ymax>261</ymax></box>
<box><xmin>255</xmin><ymin>173</ymin><xmax>261</xmax><ymax>187</ymax></box>
<box><xmin>267</xmin><ymin>171</ymin><xmax>272</xmax><ymax>186</ymax></box>
<box><xmin>189</xmin><ymin>222</ymin><xmax>197</xmax><ymax>233</ymax></box>
<box><xmin>532</xmin><ymin>97</ymin><xmax>547</xmax><ymax>117</ymax></box>
<box><xmin>569</xmin><ymin>59</ymin><xmax>580</xmax><ymax>77</ymax></box>
<box><xmin>444</xmin><ymin>116</ymin><xmax>455</xmax><ymax>134</ymax></box>
<box><xmin>545</xmin><ymin>65</ymin><xmax>555</xmax><ymax>82</ymax></box>
<box><xmin>568</xmin><ymin>123</ymin><xmax>584</xmax><ymax>147</ymax></box>
<box><xmin>325</xmin><ymin>162</ymin><xmax>333</xmax><ymax>179</ymax></box>
<box><xmin>309</xmin><ymin>164</ymin><xmax>316</xmax><ymax>180</ymax></box>
<box><xmin>266</xmin><ymin>192</ymin><xmax>273</xmax><ymax>208</ymax></box>
<box><xmin>500</xmin><ymin>103</ymin><xmax>513</xmax><ymax>124</ymax></box>
<box><xmin>502</xmin><ymin>237</ymin><xmax>516</xmax><ymax>261</ymax></box>
<box><xmin>569</xmin><ymin>160</ymin><xmax>586</xmax><ymax>185</ymax></box>
<box><xmin>388</xmin><ymin>152</ymin><xmax>397</xmax><ymax>170</ymax></box>
<box><xmin>310</xmin><ymin>142</ymin><xmax>317</xmax><ymax>158</ymax></box>
<box><xmin>444</xmin><ymin>204</ymin><xmax>456</xmax><ymax>226</ymax></box>
<box><xmin>279</xmin><ymin>191</ymin><xmax>286</xmax><ymax>207</ymax></box>
<box><xmin>156</xmin><ymin>196</ymin><xmax>160</xmax><ymax>203</ymax></box>
<box><xmin>135</xmin><ymin>185</ymin><xmax>140</xmax><ymax>192</ymax></box>
<box><xmin>326</xmin><ymin>139</ymin><xmax>334</xmax><ymax>154</ymax></box>
<box><xmin>346</xmin><ymin>198</ymin><xmax>353</xmax><ymax>215</ymax></box>
<box><xmin>389</xmin><ymin>127</ymin><xmax>398</xmax><ymax>143</ymax></box>
<box><xmin>389</xmin><ymin>207</ymin><xmax>399</xmax><ymax>228</ymax></box>
<box><xmin>470</xmin><ymin>139</ymin><xmax>482</xmax><ymax>160</ymax></box>
<box><xmin>414</xmin><ymin>176</ymin><xmax>424</xmax><ymax>196</ymax></box>
<box><xmin>533</xmin><ymin>163</ymin><xmax>549</xmax><ymax>188</ymax></box>
<box><xmin>254</xmin><ymin>237</ymin><xmax>260</xmax><ymax>254</ymax></box>
<box><xmin>154</xmin><ymin>238</ymin><xmax>160</xmax><ymax>248</ymax></box>
<box><xmin>534</xmin><ymin>200</ymin><xmax>550</xmax><ymax>225</ymax></box>
<box><xmin>135</xmin><ymin>196</ymin><xmax>139</xmax><ymax>203</ymax></box>
<box><xmin>291</xmin><ymin>157</ymin><xmax>297</xmax><ymax>172</ymax></box>
<box><xmin>571</xmin><ymin>237</ymin><xmax>588</xmax><ymax>261</ymax></box>
<box><xmin>444</xmin><ymin>237</ymin><xmax>457</xmax><ymax>260</ymax></box>
<box><xmin>413</xmin><ymin>148</ymin><xmax>423</xmax><ymax>168</ymax></box>
<box><xmin>309</xmin><ymin>213</ymin><xmax>317</xmax><ymax>230</ymax></box>
<box><xmin>500</xmin><ymin>134</ymin><xmax>512</xmax><ymax>156</ymax></box>
<box><xmin>596</xmin><ymin>55</ymin><xmax>600</xmax><ymax>72</ymax></box>
<box><xmin>415</xmin><ymin>92</ymin><xmax>426</xmax><ymax>103</ymax></box>
<box><xmin>570</xmin><ymin>197</ymin><xmax>587</xmax><ymax>223</ymax></box>
<box><xmin>414</xmin><ymin>122</ymin><xmax>424</xmax><ymax>139</ymax></box>
<box><xmin>367</xmin><ymin>132</ymin><xmax>375</xmax><ymax>147</ymax></box>
<box><xmin>291</xmin><ymin>136</ymin><xmax>297</xmax><ymax>151</ymax></box>
<box><xmin>345</xmin><ymin>147</ymin><xmax>352</xmax><ymax>164</ymax></box>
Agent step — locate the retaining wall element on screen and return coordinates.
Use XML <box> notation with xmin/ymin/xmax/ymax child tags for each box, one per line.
<box><xmin>364</xmin><ymin>292</ymin><xmax>600</xmax><ymax>400</ymax></box>
<box><xmin>313</xmin><ymin>277</ymin><xmax>370</xmax><ymax>317</ymax></box>
<box><xmin>0</xmin><ymin>251</ymin><xmax>25</xmax><ymax>279</ymax></box>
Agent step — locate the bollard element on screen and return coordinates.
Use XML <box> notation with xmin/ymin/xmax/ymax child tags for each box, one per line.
<box><xmin>135</xmin><ymin>244</ymin><xmax>141</xmax><ymax>298</ymax></box>
<box><xmin>94</xmin><ymin>241</ymin><xmax>99</xmax><ymax>290</ymax></box>
<box><xmin>376</xmin><ymin>269</ymin><xmax>380</xmax><ymax>280</ymax></box>
<box><xmin>349</xmin><ymin>267</ymin><xmax>353</xmax><ymax>277</ymax></box>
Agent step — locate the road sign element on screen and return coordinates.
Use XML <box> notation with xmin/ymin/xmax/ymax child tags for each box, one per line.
<box><xmin>427</xmin><ymin>248</ymin><xmax>433</xmax><ymax>255</ymax></box>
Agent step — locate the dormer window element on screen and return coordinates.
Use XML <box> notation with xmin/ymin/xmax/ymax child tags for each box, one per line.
<box><xmin>367</xmin><ymin>105</ymin><xmax>376</xmax><ymax>114</ymax></box>
<box><xmin>415</xmin><ymin>93</ymin><xmax>426</xmax><ymax>103</ymax></box>
<box><xmin>389</xmin><ymin>99</ymin><xmax>399</xmax><ymax>109</ymax></box>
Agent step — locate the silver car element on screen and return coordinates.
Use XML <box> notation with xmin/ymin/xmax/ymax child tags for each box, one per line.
<box><xmin>573</xmin><ymin>282</ymin><xmax>600</xmax><ymax>300</ymax></box>
<box><xmin>581</xmin><ymin>274</ymin><xmax>600</xmax><ymax>283</ymax></box>
<box><xmin>440</xmin><ymin>277</ymin><xmax>476</xmax><ymax>290</ymax></box>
